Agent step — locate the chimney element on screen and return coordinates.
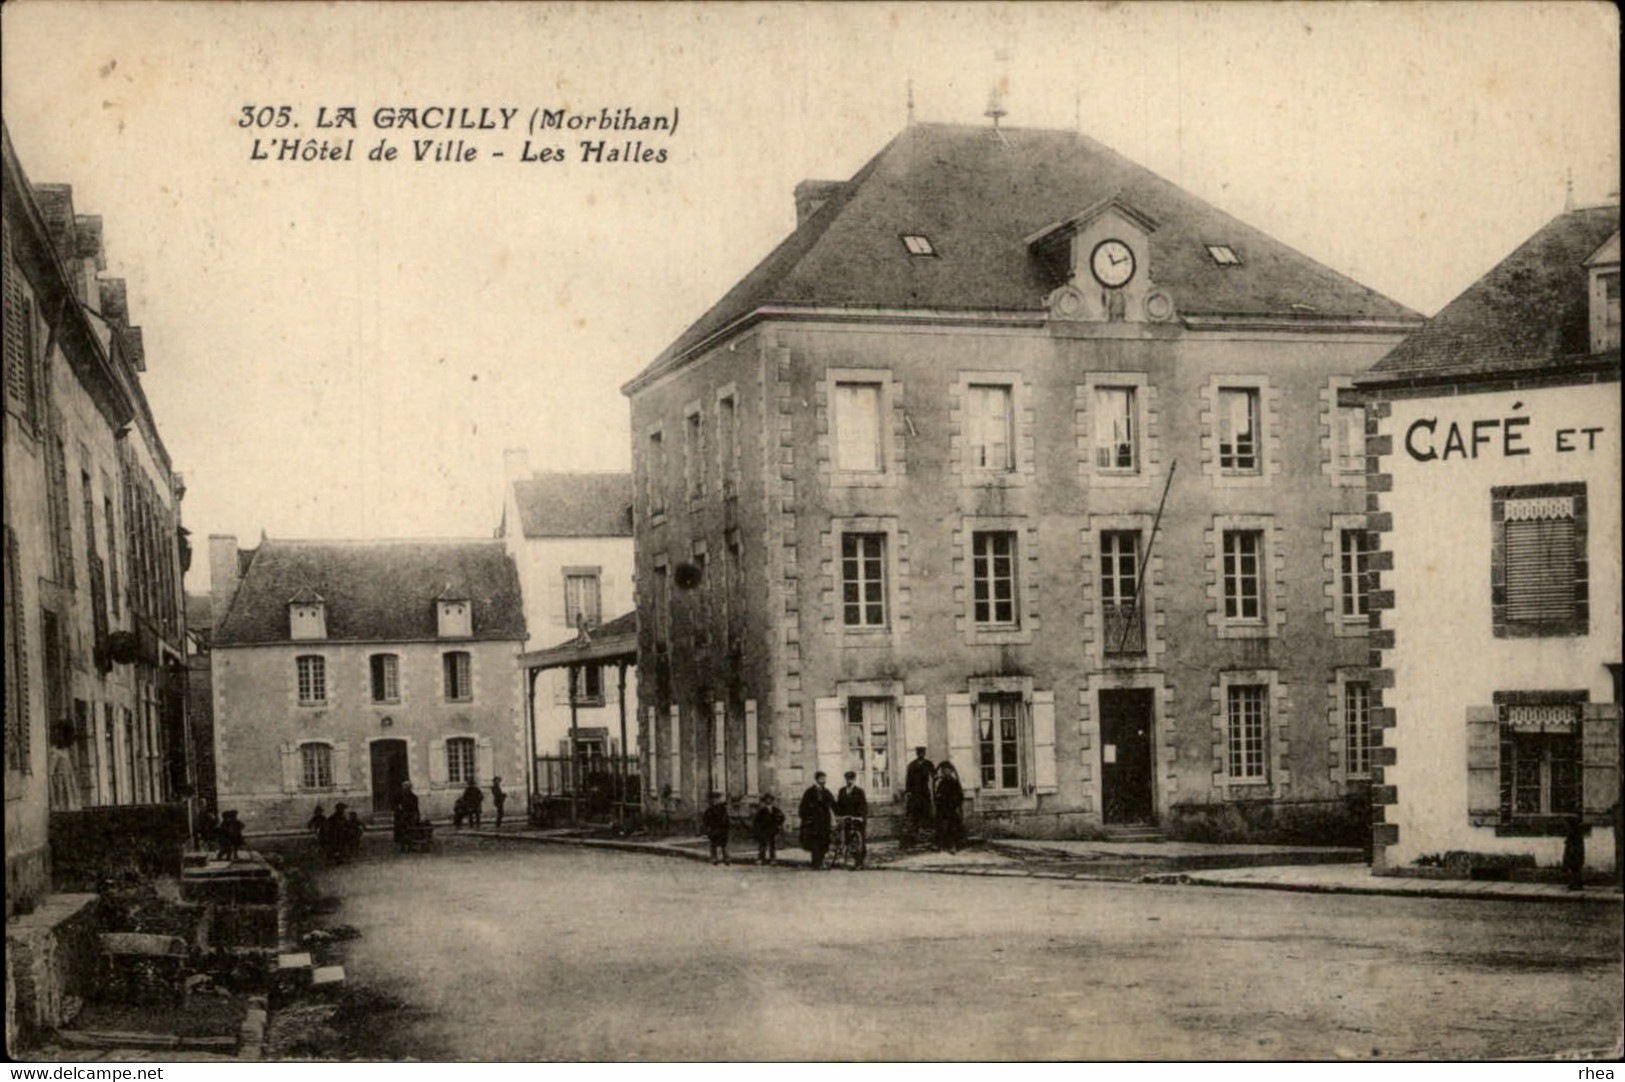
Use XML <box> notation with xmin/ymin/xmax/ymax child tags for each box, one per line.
<box><xmin>209</xmin><ymin>534</ymin><xmax>242</xmax><ymax>628</ymax></box>
<box><xmin>502</xmin><ymin>448</ymin><xmax>531</xmax><ymax>485</ymax></box>
<box><xmin>794</xmin><ymin>180</ymin><xmax>844</xmax><ymax>226</ymax></box>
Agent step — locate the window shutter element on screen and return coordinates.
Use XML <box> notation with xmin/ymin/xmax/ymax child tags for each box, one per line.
<box><xmin>1465</xmin><ymin>706</ymin><xmax>1500</xmax><ymax>824</ymax></box>
<box><xmin>477</xmin><ymin>736</ymin><xmax>495</xmax><ymax>784</ymax></box>
<box><xmin>550</xmin><ymin>576</ymin><xmax>568</xmax><ymax>627</ymax></box>
<box><xmin>946</xmin><ymin>693</ymin><xmax>977</xmax><ymax>792</ymax></box>
<box><xmin>902</xmin><ymin>695</ymin><xmax>928</xmax><ymax>755</ymax></box>
<box><xmin>553</xmin><ymin>669</ymin><xmax>569</xmax><ymax>706</ymax></box>
<box><xmin>1504</xmin><ymin>517</ymin><xmax>1575</xmax><ymax>622</ymax></box>
<box><xmin>744</xmin><ymin>699</ymin><xmax>760</xmax><ymax>796</ymax></box>
<box><xmin>668</xmin><ymin>705</ymin><xmax>682</xmax><ymax>804</ymax></box>
<box><xmin>814</xmin><ymin>697</ymin><xmax>845</xmax><ymax>784</ymax></box>
<box><xmin>429</xmin><ymin>737</ymin><xmax>447</xmax><ymax>785</ymax></box>
<box><xmin>280</xmin><ymin>742</ymin><xmax>300</xmax><ymax>793</ymax></box>
<box><xmin>333</xmin><ymin>741</ymin><xmax>351</xmax><ymax>789</ymax></box>
<box><xmin>712</xmin><ymin>700</ymin><xmax>727</xmax><ymax>796</ymax></box>
<box><xmin>1581</xmin><ymin>705</ymin><xmax>1621</xmax><ymax>820</ymax></box>
<box><xmin>646</xmin><ymin>706</ymin><xmax>657</xmax><ymax>794</ymax></box>
<box><xmin>1031</xmin><ymin>690</ymin><xmax>1058</xmax><ymax>794</ymax></box>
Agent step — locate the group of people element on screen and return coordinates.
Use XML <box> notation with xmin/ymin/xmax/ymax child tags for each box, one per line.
<box><xmin>308</xmin><ymin>803</ymin><xmax>366</xmax><ymax>861</ymax></box>
<box><xmin>782</xmin><ymin>747</ymin><xmax>964</xmax><ymax>869</ymax></box>
<box><xmin>452</xmin><ymin>777</ymin><xmax>507</xmax><ymax>829</ymax></box>
<box><xmin>901</xmin><ymin>747</ymin><xmax>965</xmax><ymax>852</ymax></box>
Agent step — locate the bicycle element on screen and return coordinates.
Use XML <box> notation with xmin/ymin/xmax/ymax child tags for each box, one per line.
<box><xmin>830</xmin><ymin>815</ymin><xmax>867</xmax><ymax>871</ymax></box>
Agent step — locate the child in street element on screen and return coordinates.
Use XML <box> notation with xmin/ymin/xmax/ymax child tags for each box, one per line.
<box><xmin>753</xmin><ymin>793</ymin><xmax>785</xmax><ymax>865</ymax></box>
<box><xmin>702</xmin><ymin>791</ymin><xmax>731</xmax><ymax>865</ymax></box>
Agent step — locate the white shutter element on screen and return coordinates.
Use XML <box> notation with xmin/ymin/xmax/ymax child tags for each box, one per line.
<box><xmin>333</xmin><ymin>741</ymin><xmax>351</xmax><ymax>790</ymax></box>
<box><xmin>902</xmin><ymin>695</ymin><xmax>928</xmax><ymax>754</ymax></box>
<box><xmin>946</xmin><ymin>693</ymin><xmax>977</xmax><ymax>792</ymax></box>
<box><xmin>549</xmin><ymin>575</ymin><xmax>568</xmax><ymax>627</ymax></box>
<box><xmin>601</xmin><ymin>573</ymin><xmax>617</xmax><ymax>618</ymax></box>
<box><xmin>645</xmin><ymin>706</ymin><xmax>657</xmax><ymax>793</ymax></box>
<box><xmin>429</xmin><ymin>738</ymin><xmax>447</xmax><ymax>785</ymax></box>
<box><xmin>668</xmin><ymin>705</ymin><xmax>682</xmax><ymax>804</ymax></box>
<box><xmin>744</xmin><ymin>700</ymin><xmax>760</xmax><ymax>796</ymax></box>
<box><xmin>814</xmin><ymin>697</ymin><xmax>845</xmax><ymax>783</ymax></box>
<box><xmin>280</xmin><ymin>742</ymin><xmax>300</xmax><ymax>793</ymax></box>
<box><xmin>477</xmin><ymin>736</ymin><xmax>495</xmax><ymax>783</ymax></box>
<box><xmin>712</xmin><ymin>700</ymin><xmax>727</xmax><ymax>797</ymax></box>
<box><xmin>1031</xmin><ymin>690</ymin><xmax>1058</xmax><ymax>794</ymax></box>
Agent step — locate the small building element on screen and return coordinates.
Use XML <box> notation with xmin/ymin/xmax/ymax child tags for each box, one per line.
<box><xmin>1355</xmin><ymin>202</ymin><xmax>1620</xmax><ymax>875</ymax></box>
<box><xmin>208</xmin><ymin>535</ymin><xmax>527</xmax><ymax>831</ymax></box>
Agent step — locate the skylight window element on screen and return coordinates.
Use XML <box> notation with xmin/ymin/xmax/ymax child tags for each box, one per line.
<box><xmin>901</xmin><ymin>234</ymin><xmax>937</xmax><ymax>257</ymax></box>
<box><xmin>1206</xmin><ymin>244</ymin><xmax>1242</xmax><ymax>266</ymax></box>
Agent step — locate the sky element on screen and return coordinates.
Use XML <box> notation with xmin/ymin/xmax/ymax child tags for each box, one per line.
<box><xmin>1</xmin><ymin>2</ymin><xmax>1617</xmax><ymax>592</ymax></box>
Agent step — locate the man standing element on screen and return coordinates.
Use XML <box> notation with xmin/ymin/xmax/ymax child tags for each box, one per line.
<box><xmin>902</xmin><ymin>746</ymin><xmax>935</xmax><ymax>848</ymax></box>
<box><xmin>798</xmin><ymin>771</ymin><xmax>836</xmax><ymax>869</ymax></box>
<box><xmin>491</xmin><ymin>776</ymin><xmax>507</xmax><ymax>829</ymax></box>
<box><xmin>836</xmin><ymin>770</ymin><xmax>869</xmax><ymax>869</ymax></box>
<box><xmin>462</xmin><ymin>779</ymin><xmax>485</xmax><ymax>828</ymax></box>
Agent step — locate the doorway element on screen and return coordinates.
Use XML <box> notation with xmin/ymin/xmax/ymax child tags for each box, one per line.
<box><xmin>370</xmin><ymin>739</ymin><xmax>409</xmax><ymax>818</ymax></box>
<box><xmin>1099</xmin><ymin>688</ymin><xmax>1155</xmax><ymax>825</ymax></box>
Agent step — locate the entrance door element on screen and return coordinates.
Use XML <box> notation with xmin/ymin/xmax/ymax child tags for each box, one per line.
<box><xmin>1099</xmin><ymin>689</ymin><xmax>1155</xmax><ymax>824</ymax></box>
<box><xmin>370</xmin><ymin>739</ymin><xmax>409</xmax><ymax>818</ymax></box>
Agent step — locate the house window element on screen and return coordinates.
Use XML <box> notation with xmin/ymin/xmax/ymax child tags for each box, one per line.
<box><xmin>443</xmin><ymin>651</ymin><xmax>472</xmax><ymax>702</ymax></box>
<box><xmin>1495</xmin><ymin>487</ymin><xmax>1586</xmax><ymax>635</ymax></box>
<box><xmin>296</xmin><ymin>655</ymin><xmax>327</xmax><ymax>705</ymax></box>
<box><xmin>901</xmin><ymin>234</ymin><xmax>936</xmax><ymax>256</ymax></box>
<box><xmin>1344</xmin><ymin>681</ymin><xmax>1372</xmax><ymax>778</ymax></box>
<box><xmin>570</xmin><ymin>664</ymin><xmax>604</xmax><ymax>705</ymax></box>
<box><xmin>840</xmin><ymin>533</ymin><xmax>887</xmax><ymax>628</ymax></box>
<box><xmin>1100</xmin><ymin>530</ymin><xmax>1144</xmax><ymax>655</ymax></box>
<box><xmin>971</xmin><ymin>531</ymin><xmax>1019</xmax><ymax>627</ymax></box>
<box><xmin>685</xmin><ymin>409</ymin><xmax>706</xmax><ymax>500</ymax></box>
<box><xmin>1227</xmin><ymin>684</ymin><xmax>1268</xmax><ymax>781</ymax></box>
<box><xmin>1499</xmin><ymin>705</ymin><xmax>1581</xmax><ymax>819</ymax></box>
<box><xmin>718</xmin><ymin>393</ymin><xmax>739</xmax><ymax>498</ymax></box>
<box><xmin>300</xmin><ymin>743</ymin><xmax>333</xmax><ymax>790</ymax></box>
<box><xmin>1206</xmin><ymin>244</ymin><xmax>1242</xmax><ymax>266</ymax></box>
<box><xmin>1217</xmin><ymin>388</ymin><xmax>1260</xmax><ymax>473</ymax></box>
<box><xmin>1599</xmin><ymin>270</ymin><xmax>1621</xmax><ymax>352</ymax></box>
<box><xmin>966</xmin><ymin>384</ymin><xmax>1014</xmax><ymax>472</ymax></box>
<box><xmin>1094</xmin><ymin>387</ymin><xmax>1138</xmax><ymax>472</ymax></box>
<box><xmin>646</xmin><ymin>430</ymin><xmax>666</xmax><ymax>518</ymax></box>
<box><xmin>565</xmin><ymin>571</ymin><xmax>601</xmax><ymax>630</ymax></box>
<box><xmin>370</xmin><ymin>654</ymin><xmax>399</xmax><ymax>703</ymax></box>
<box><xmin>846</xmin><ymin>698</ymin><xmax>894</xmax><ymax>793</ymax></box>
<box><xmin>833</xmin><ymin>381</ymin><xmax>883</xmax><ymax>473</ymax></box>
<box><xmin>446</xmin><ymin>736</ymin><xmax>477</xmax><ymax>785</ymax></box>
<box><xmin>1221</xmin><ymin>530</ymin><xmax>1264</xmax><ymax>622</ymax></box>
<box><xmin>1336</xmin><ymin>405</ymin><xmax>1365</xmax><ymax>474</ymax></box>
<box><xmin>1339</xmin><ymin>528</ymin><xmax>1370</xmax><ymax>620</ymax></box>
<box><xmin>976</xmin><ymin>694</ymin><xmax>1022</xmax><ymax>791</ymax></box>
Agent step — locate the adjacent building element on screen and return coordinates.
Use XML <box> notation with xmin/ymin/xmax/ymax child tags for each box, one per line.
<box><xmin>4</xmin><ymin>123</ymin><xmax>190</xmax><ymax>912</ymax></box>
<box><xmin>208</xmin><ymin>535</ymin><xmax>527</xmax><ymax>831</ymax></box>
<box><xmin>621</xmin><ymin>121</ymin><xmax>1423</xmax><ymax>836</ymax></box>
<box><xmin>1355</xmin><ymin>202</ymin><xmax>1620</xmax><ymax>875</ymax></box>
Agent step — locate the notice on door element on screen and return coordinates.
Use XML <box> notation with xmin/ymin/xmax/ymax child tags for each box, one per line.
<box><xmin>1104</xmin><ymin>744</ymin><xmax>1117</xmax><ymax>764</ymax></box>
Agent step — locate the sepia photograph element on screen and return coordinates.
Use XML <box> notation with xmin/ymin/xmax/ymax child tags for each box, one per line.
<box><xmin>1</xmin><ymin>0</ymin><xmax>1620</xmax><ymax>1067</ymax></box>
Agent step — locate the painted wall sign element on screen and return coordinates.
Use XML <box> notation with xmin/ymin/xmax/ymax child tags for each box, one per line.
<box><xmin>1403</xmin><ymin>413</ymin><xmax>1606</xmax><ymax>463</ymax></box>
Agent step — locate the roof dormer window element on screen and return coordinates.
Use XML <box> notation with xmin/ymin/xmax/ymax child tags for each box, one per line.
<box><xmin>288</xmin><ymin>590</ymin><xmax>326</xmax><ymax>641</ymax></box>
<box><xmin>901</xmin><ymin>234</ymin><xmax>937</xmax><ymax>257</ymax></box>
<box><xmin>1206</xmin><ymin>244</ymin><xmax>1242</xmax><ymax>267</ymax></box>
<box><xmin>1585</xmin><ymin>230</ymin><xmax>1620</xmax><ymax>353</ymax></box>
<box><xmin>437</xmin><ymin>595</ymin><xmax>472</xmax><ymax>639</ymax></box>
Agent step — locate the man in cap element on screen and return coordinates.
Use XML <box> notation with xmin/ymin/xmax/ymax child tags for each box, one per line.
<box><xmin>902</xmin><ymin>745</ymin><xmax>935</xmax><ymax>848</ymax></box>
<box><xmin>836</xmin><ymin>770</ymin><xmax>870</xmax><ymax>869</ymax></box>
<box><xmin>798</xmin><ymin>771</ymin><xmax>837</xmax><ymax>869</ymax></box>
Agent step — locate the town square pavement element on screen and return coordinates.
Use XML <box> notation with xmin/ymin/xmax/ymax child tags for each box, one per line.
<box><xmin>297</xmin><ymin>835</ymin><xmax>1622</xmax><ymax>1061</ymax></box>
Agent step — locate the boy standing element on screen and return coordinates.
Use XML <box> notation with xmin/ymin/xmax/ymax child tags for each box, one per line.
<box><xmin>702</xmin><ymin>791</ymin><xmax>732</xmax><ymax>864</ymax></box>
<box><xmin>753</xmin><ymin>794</ymin><xmax>785</xmax><ymax>864</ymax></box>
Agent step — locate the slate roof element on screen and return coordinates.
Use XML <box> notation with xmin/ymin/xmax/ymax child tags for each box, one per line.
<box><xmin>630</xmin><ymin>122</ymin><xmax>1420</xmax><ymax>387</ymax></box>
<box><xmin>1369</xmin><ymin>205</ymin><xmax>1620</xmax><ymax>379</ymax></box>
<box><xmin>215</xmin><ymin>539</ymin><xmax>526</xmax><ymax>646</ymax></box>
<box><xmin>511</xmin><ymin>473</ymin><xmax>634</xmax><ymax>538</ymax></box>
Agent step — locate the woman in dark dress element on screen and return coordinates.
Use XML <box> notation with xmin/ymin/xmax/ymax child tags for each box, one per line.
<box><xmin>934</xmin><ymin>761</ymin><xmax>965</xmax><ymax>854</ymax></box>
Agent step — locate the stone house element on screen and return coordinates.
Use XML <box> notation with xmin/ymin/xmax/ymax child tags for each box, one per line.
<box><xmin>621</xmin><ymin>121</ymin><xmax>1423</xmax><ymax>836</ymax></box>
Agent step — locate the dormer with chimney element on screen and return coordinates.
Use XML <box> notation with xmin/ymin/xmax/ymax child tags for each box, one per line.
<box><xmin>1585</xmin><ymin>229</ymin><xmax>1620</xmax><ymax>353</ymax></box>
<box><xmin>436</xmin><ymin>587</ymin><xmax>472</xmax><ymax>639</ymax></box>
<box><xmin>288</xmin><ymin>587</ymin><xmax>327</xmax><ymax>641</ymax></box>
<box><xmin>1026</xmin><ymin>195</ymin><xmax>1174</xmax><ymax>325</ymax></box>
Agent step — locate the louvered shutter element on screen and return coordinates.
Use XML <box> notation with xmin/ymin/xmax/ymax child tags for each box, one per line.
<box><xmin>1465</xmin><ymin>706</ymin><xmax>1501</xmax><ymax>825</ymax></box>
<box><xmin>1031</xmin><ymin>690</ymin><xmax>1058</xmax><ymax>794</ymax></box>
<box><xmin>902</xmin><ymin>695</ymin><xmax>928</xmax><ymax>755</ymax></box>
<box><xmin>1581</xmin><ymin>705</ymin><xmax>1621</xmax><ymax>819</ymax></box>
<box><xmin>477</xmin><ymin>736</ymin><xmax>495</xmax><ymax>784</ymax></box>
<box><xmin>428</xmin><ymin>737</ymin><xmax>447</xmax><ymax>785</ymax></box>
<box><xmin>744</xmin><ymin>700</ymin><xmax>760</xmax><ymax>796</ymax></box>
<box><xmin>1504</xmin><ymin>516</ymin><xmax>1575</xmax><ymax>623</ymax></box>
<box><xmin>712</xmin><ymin>700</ymin><xmax>727</xmax><ymax>796</ymax></box>
<box><xmin>4</xmin><ymin>526</ymin><xmax>30</xmax><ymax>772</ymax></box>
<box><xmin>668</xmin><ymin>705</ymin><xmax>682</xmax><ymax>804</ymax></box>
<box><xmin>946</xmin><ymin>693</ymin><xmax>977</xmax><ymax>792</ymax></box>
<box><xmin>280</xmin><ymin>742</ymin><xmax>300</xmax><ymax>793</ymax></box>
<box><xmin>333</xmin><ymin>741</ymin><xmax>351</xmax><ymax>789</ymax></box>
<box><xmin>814</xmin><ymin>698</ymin><xmax>845</xmax><ymax>784</ymax></box>
<box><xmin>550</xmin><ymin>575</ymin><xmax>568</xmax><ymax>628</ymax></box>
<box><xmin>645</xmin><ymin>706</ymin><xmax>657</xmax><ymax>793</ymax></box>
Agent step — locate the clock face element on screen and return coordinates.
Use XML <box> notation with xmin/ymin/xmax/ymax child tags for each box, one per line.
<box><xmin>1090</xmin><ymin>239</ymin><xmax>1136</xmax><ymax>288</ymax></box>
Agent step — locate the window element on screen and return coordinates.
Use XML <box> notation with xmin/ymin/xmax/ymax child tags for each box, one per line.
<box><xmin>1336</xmin><ymin>405</ymin><xmax>1365</xmax><ymax>473</ymax></box>
<box><xmin>1496</xmin><ymin>488</ymin><xmax>1586</xmax><ymax>635</ymax></box>
<box><xmin>446</xmin><ymin>736</ymin><xmax>477</xmax><ymax>785</ymax></box>
<box><xmin>565</xmin><ymin>571</ymin><xmax>602</xmax><ymax>630</ymax></box>
<box><xmin>1100</xmin><ymin>530</ymin><xmax>1144</xmax><ymax>655</ymax></box>
<box><xmin>966</xmin><ymin>384</ymin><xmax>1014</xmax><ymax>472</ymax></box>
<box><xmin>901</xmin><ymin>234</ymin><xmax>936</xmax><ymax>256</ymax></box>
<box><xmin>833</xmin><ymin>382</ymin><xmax>883</xmax><ymax>473</ymax></box>
<box><xmin>841</xmin><ymin>533</ymin><xmax>887</xmax><ymax>628</ymax></box>
<box><xmin>1598</xmin><ymin>270</ymin><xmax>1620</xmax><ymax>352</ymax></box>
<box><xmin>1217</xmin><ymin>388</ymin><xmax>1260</xmax><ymax>473</ymax></box>
<box><xmin>1221</xmin><ymin>530</ymin><xmax>1264</xmax><ymax>622</ymax></box>
<box><xmin>443</xmin><ymin>651</ymin><xmax>472</xmax><ymax>702</ymax></box>
<box><xmin>718</xmin><ymin>393</ymin><xmax>739</xmax><ymax>497</ymax></box>
<box><xmin>1206</xmin><ymin>244</ymin><xmax>1241</xmax><ymax>266</ymax></box>
<box><xmin>104</xmin><ymin>493</ymin><xmax>119</xmax><ymax>617</ymax></box>
<box><xmin>1095</xmin><ymin>387</ymin><xmax>1138</xmax><ymax>472</ymax></box>
<box><xmin>976</xmin><ymin>694</ymin><xmax>1022</xmax><ymax>791</ymax></box>
<box><xmin>296</xmin><ymin>655</ymin><xmax>327</xmax><ymax>705</ymax></box>
<box><xmin>1338</xmin><ymin>528</ymin><xmax>1370</xmax><ymax>620</ymax></box>
<box><xmin>847</xmin><ymin>698</ymin><xmax>894</xmax><ymax>793</ymax></box>
<box><xmin>300</xmin><ymin>743</ymin><xmax>333</xmax><ymax>790</ymax></box>
<box><xmin>370</xmin><ymin>654</ymin><xmax>399</xmax><ymax>703</ymax></box>
<box><xmin>646</xmin><ymin>430</ymin><xmax>666</xmax><ymax>518</ymax></box>
<box><xmin>685</xmin><ymin>409</ymin><xmax>706</xmax><ymax>500</ymax></box>
<box><xmin>1500</xmin><ymin>705</ymin><xmax>1581</xmax><ymax>819</ymax></box>
<box><xmin>1344</xmin><ymin>681</ymin><xmax>1372</xmax><ymax>778</ymax></box>
<box><xmin>571</xmin><ymin>664</ymin><xmax>604</xmax><ymax>704</ymax></box>
<box><xmin>971</xmin><ymin>531</ymin><xmax>1018</xmax><ymax>627</ymax></box>
<box><xmin>1227</xmin><ymin>684</ymin><xmax>1268</xmax><ymax>781</ymax></box>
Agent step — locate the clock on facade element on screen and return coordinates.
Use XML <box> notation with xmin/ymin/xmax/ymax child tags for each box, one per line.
<box><xmin>1090</xmin><ymin>239</ymin><xmax>1136</xmax><ymax>288</ymax></box>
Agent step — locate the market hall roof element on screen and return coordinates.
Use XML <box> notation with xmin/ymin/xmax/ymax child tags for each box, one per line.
<box><xmin>518</xmin><ymin>610</ymin><xmax>639</xmax><ymax>672</ymax></box>
<box><xmin>215</xmin><ymin>538</ymin><xmax>526</xmax><ymax>646</ymax></box>
<box><xmin>510</xmin><ymin>472</ymin><xmax>634</xmax><ymax>538</ymax></box>
<box><xmin>626</xmin><ymin>121</ymin><xmax>1421</xmax><ymax>390</ymax></box>
<box><xmin>1366</xmin><ymin>204</ymin><xmax>1620</xmax><ymax>382</ymax></box>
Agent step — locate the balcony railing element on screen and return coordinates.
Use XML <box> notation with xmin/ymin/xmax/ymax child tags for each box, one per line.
<box><xmin>1103</xmin><ymin>602</ymin><xmax>1146</xmax><ymax>656</ymax></box>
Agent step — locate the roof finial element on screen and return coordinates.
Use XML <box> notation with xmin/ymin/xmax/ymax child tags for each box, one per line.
<box><xmin>984</xmin><ymin>84</ymin><xmax>1007</xmax><ymax>129</ymax></box>
<box><xmin>906</xmin><ymin>78</ymin><xmax>915</xmax><ymax>126</ymax></box>
<box><xmin>1564</xmin><ymin>166</ymin><xmax>1575</xmax><ymax>212</ymax></box>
